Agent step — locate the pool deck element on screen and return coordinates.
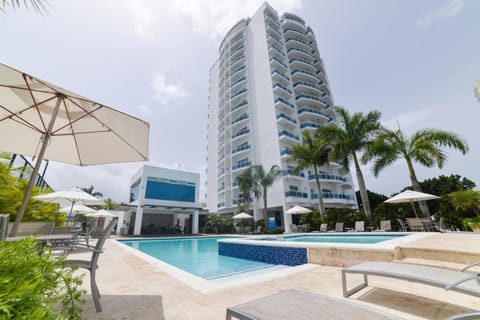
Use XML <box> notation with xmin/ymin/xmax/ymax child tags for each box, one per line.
<box><xmin>77</xmin><ymin>232</ymin><xmax>480</xmax><ymax>319</ymax></box>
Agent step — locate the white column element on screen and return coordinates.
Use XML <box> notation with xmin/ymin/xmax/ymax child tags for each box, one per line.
<box><xmin>192</xmin><ymin>210</ymin><xmax>199</xmax><ymax>234</ymax></box>
<box><xmin>283</xmin><ymin>206</ymin><xmax>292</xmax><ymax>233</ymax></box>
<box><xmin>133</xmin><ymin>206</ymin><xmax>144</xmax><ymax>235</ymax></box>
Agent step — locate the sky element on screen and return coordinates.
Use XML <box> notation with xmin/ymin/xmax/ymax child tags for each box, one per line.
<box><xmin>2</xmin><ymin>0</ymin><xmax>480</xmax><ymax>203</ymax></box>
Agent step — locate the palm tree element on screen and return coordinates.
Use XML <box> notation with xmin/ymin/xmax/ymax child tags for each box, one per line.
<box><xmin>317</xmin><ymin>107</ymin><xmax>382</xmax><ymax>219</ymax></box>
<box><xmin>367</xmin><ymin>127</ymin><xmax>469</xmax><ymax>216</ymax></box>
<box><xmin>104</xmin><ymin>198</ymin><xmax>119</xmax><ymax>210</ymax></box>
<box><xmin>291</xmin><ymin>130</ymin><xmax>331</xmax><ymax>216</ymax></box>
<box><xmin>253</xmin><ymin>165</ymin><xmax>282</xmax><ymax>222</ymax></box>
<box><xmin>235</xmin><ymin>167</ymin><xmax>259</xmax><ymax>214</ymax></box>
<box><xmin>80</xmin><ymin>185</ymin><xmax>103</xmax><ymax>198</ymax></box>
<box><xmin>448</xmin><ymin>190</ymin><xmax>480</xmax><ymax>217</ymax></box>
<box><xmin>1</xmin><ymin>0</ymin><xmax>49</xmax><ymax>14</ymax></box>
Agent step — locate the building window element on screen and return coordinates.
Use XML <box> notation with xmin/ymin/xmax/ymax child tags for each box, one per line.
<box><xmin>130</xmin><ymin>179</ymin><xmax>141</xmax><ymax>203</ymax></box>
<box><xmin>145</xmin><ymin>177</ymin><xmax>196</xmax><ymax>202</ymax></box>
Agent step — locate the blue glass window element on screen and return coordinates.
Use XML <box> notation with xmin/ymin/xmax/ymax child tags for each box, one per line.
<box><xmin>145</xmin><ymin>178</ymin><xmax>196</xmax><ymax>202</ymax></box>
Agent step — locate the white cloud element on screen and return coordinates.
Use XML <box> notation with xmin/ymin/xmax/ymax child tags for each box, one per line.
<box><xmin>124</xmin><ymin>0</ymin><xmax>157</xmax><ymax>39</ymax></box>
<box><xmin>382</xmin><ymin>108</ymin><xmax>433</xmax><ymax>132</ymax></box>
<box><xmin>151</xmin><ymin>72</ymin><xmax>187</xmax><ymax>109</ymax></box>
<box><xmin>416</xmin><ymin>0</ymin><xmax>464</xmax><ymax>28</ymax></box>
<box><xmin>169</xmin><ymin>0</ymin><xmax>303</xmax><ymax>39</ymax></box>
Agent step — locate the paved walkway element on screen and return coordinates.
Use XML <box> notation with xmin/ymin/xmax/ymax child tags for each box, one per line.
<box><xmin>76</xmin><ymin>233</ymin><xmax>480</xmax><ymax>320</ymax></box>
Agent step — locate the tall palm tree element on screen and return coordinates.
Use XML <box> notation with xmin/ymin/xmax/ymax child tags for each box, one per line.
<box><xmin>80</xmin><ymin>185</ymin><xmax>103</xmax><ymax>198</ymax></box>
<box><xmin>367</xmin><ymin>127</ymin><xmax>469</xmax><ymax>216</ymax></box>
<box><xmin>254</xmin><ymin>165</ymin><xmax>282</xmax><ymax>222</ymax></box>
<box><xmin>291</xmin><ymin>130</ymin><xmax>331</xmax><ymax>216</ymax></box>
<box><xmin>317</xmin><ymin>107</ymin><xmax>382</xmax><ymax>219</ymax></box>
<box><xmin>1</xmin><ymin>0</ymin><xmax>49</xmax><ymax>14</ymax></box>
<box><xmin>235</xmin><ymin>167</ymin><xmax>259</xmax><ymax>214</ymax></box>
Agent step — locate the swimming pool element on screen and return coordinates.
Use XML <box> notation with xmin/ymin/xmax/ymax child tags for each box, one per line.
<box><xmin>118</xmin><ymin>236</ymin><xmax>277</xmax><ymax>280</ymax></box>
<box><xmin>261</xmin><ymin>233</ymin><xmax>405</xmax><ymax>244</ymax></box>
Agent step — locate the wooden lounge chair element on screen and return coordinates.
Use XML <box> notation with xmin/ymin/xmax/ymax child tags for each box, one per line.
<box><xmin>66</xmin><ymin>218</ymin><xmax>117</xmax><ymax>312</ymax></box>
<box><xmin>342</xmin><ymin>261</ymin><xmax>480</xmax><ymax>298</ymax></box>
<box><xmin>226</xmin><ymin>289</ymin><xmax>403</xmax><ymax>320</ymax></box>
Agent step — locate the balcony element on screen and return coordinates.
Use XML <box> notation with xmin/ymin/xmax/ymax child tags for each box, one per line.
<box><xmin>311</xmin><ymin>193</ymin><xmax>354</xmax><ymax>201</ymax></box>
<box><xmin>232</xmin><ymin>160</ymin><xmax>251</xmax><ymax>171</ymax></box>
<box><xmin>283</xmin><ymin>27</ymin><xmax>307</xmax><ymax>38</ymax></box>
<box><xmin>274</xmin><ymin>97</ymin><xmax>295</xmax><ymax>110</ymax></box>
<box><xmin>271</xmin><ymin>69</ymin><xmax>290</xmax><ymax>82</ymax></box>
<box><xmin>293</xmin><ymin>81</ymin><xmax>322</xmax><ymax>95</ymax></box>
<box><xmin>232</xmin><ymin>144</ymin><xmax>251</xmax><ymax>154</ymax></box>
<box><xmin>296</xmin><ymin>94</ymin><xmax>326</xmax><ymax>107</ymax></box>
<box><xmin>231</xmin><ymin>128</ymin><xmax>250</xmax><ymax>139</ymax></box>
<box><xmin>230</xmin><ymin>35</ymin><xmax>245</xmax><ymax>49</ymax></box>
<box><xmin>289</xmin><ymin>58</ymin><xmax>317</xmax><ymax>73</ymax></box>
<box><xmin>230</xmin><ymin>76</ymin><xmax>247</xmax><ymax>90</ymax></box>
<box><xmin>285</xmin><ymin>191</ymin><xmax>308</xmax><ymax>198</ymax></box>
<box><xmin>291</xmin><ymin>69</ymin><xmax>323</xmax><ymax>83</ymax></box>
<box><xmin>285</xmin><ymin>37</ymin><xmax>311</xmax><ymax>52</ymax></box>
<box><xmin>230</xmin><ymin>45</ymin><xmax>245</xmax><ymax>57</ymax></box>
<box><xmin>280</xmin><ymin>148</ymin><xmax>292</xmax><ymax>157</ymax></box>
<box><xmin>217</xmin><ymin>202</ymin><xmax>226</xmax><ymax>208</ymax></box>
<box><xmin>231</xmin><ymin>100</ymin><xmax>248</xmax><ymax>113</ymax></box>
<box><xmin>283</xmin><ymin>169</ymin><xmax>305</xmax><ymax>178</ymax></box>
<box><xmin>287</xmin><ymin>47</ymin><xmax>313</xmax><ymax>61</ymax></box>
<box><xmin>273</xmin><ymin>83</ymin><xmax>293</xmax><ymax>96</ymax></box>
<box><xmin>230</xmin><ymin>55</ymin><xmax>245</xmax><ymax>69</ymax></box>
<box><xmin>276</xmin><ymin>113</ymin><xmax>297</xmax><ymax>125</ymax></box>
<box><xmin>230</xmin><ymin>88</ymin><xmax>248</xmax><ymax>102</ymax></box>
<box><xmin>269</xmin><ymin>56</ymin><xmax>288</xmax><ymax>70</ymax></box>
<box><xmin>300</xmin><ymin>122</ymin><xmax>323</xmax><ymax>130</ymax></box>
<box><xmin>278</xmin><ymin>130</ymin><xmax>300</xmax><ymax>141</ymax></box>
<box><xmin>308</xmin><ymin>173</ymin><xmax>347</xmax><ymax>183</ymax></box>
<box><xmin>231</xmin><ymin>65</ymin><xmax>246</xmax><ymax>78</ymax></box>
<box><xmin>231</xmin><ymin>113</ymin><xmax>249</xmax><ymax>125</ymax></box>
<box><xmin>297</xmin><ymin>107</ymin><xmax>332</xmax><ymax>122</ymax></box>
<box><xmin>268</xmin><ymin>44</ymin><xmax>286</xmax><ymax>58</ymax></box>
<box><xmin>265</xmin><ymin>13</ymin><xmax>281</xmax><ymax>28</ymax></box>
<box><xmin>265</xmin><ymin>24</ymin><xmax>282</xmax><ymax>38</ymax></box>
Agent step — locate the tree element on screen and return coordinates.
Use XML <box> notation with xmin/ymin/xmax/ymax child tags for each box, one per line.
<box><xmin>448</xmin><ymin>190</ymin><xmax>480</xmax><ymax>217</ymax></box>
<box><xmin>1</xmin><ymin>0</ymin><xmax>49</xmax><ymax>14</ymax></box>
<box><xmin>367</xmin><ymin>127</ymin><xmax>469</xmax><ymax>216</ymax></box>
<box><xmin>103</xmin><ymin>198</ymin><xmax>119</xmax><ymax>210</ymax></box>
<box><xmin>419</xmin><ymin>174</ymin><xmax>475</xmax><ymax>196</ymax></box>
<box><xmin>317</xmin><ymin>107</ymin><xmax>382</xmax><ymax>219</ymax></box>
<box><xmin>355</xmin><ymin>190</ymin><xmax>387</xmax><ymax>212</ymax></box>
<box><xmin>235</xmin><ymin>167</ymin><xmax>259</xmax><ymax>214</ymax></box>
<box><xmin>291</xmin><ymin>130</ymin><xmax>331</xmax><ymax>216</ymax></box>
<box><xmin>253</xmin><ymin>165</ymin><xmax>282</xmax><ymax>222</ymax></box>
<box><xmin>79</xmin><ymin>185</ymin><xmax>103</xmax><ymax>198</ymax></box>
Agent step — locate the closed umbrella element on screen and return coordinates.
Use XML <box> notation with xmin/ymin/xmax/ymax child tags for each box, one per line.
<box><xmin>285</xmin><ymin>205</ymin><xmax>312</xmax><ymax>215</ymax></box>
<box><xmin>385</xmin><ymin>190</ymin><xmax>440</xmax><ymax>218</ymax></box>
<box><xmin>0</xmin><ymin>63</ymin><xmax>149</xmax><ymax>236</ymax></box>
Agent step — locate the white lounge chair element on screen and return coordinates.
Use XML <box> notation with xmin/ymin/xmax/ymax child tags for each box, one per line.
<box><xmin>226</xmin><ymin>289</ymin><xmax>403</xmax><ymax>320</ymax></box>
<box><xmin>319</xmin><ymin>223</ymin><xmax>328</xmax><ymax>232</ymax></box>
<box><xmin>342</xmin><ymin>261</ymin><xmax>480</xmax><ymax>298</ymax></box>
<box><xmin>353</xmin><ymin>221</ymin><xmax>364</xmax><ymax>232</ymax></box>
<box><xmin>374</xmin><ymin>220</ymin><xmax>392</xmax><ymax>232</ymax></box>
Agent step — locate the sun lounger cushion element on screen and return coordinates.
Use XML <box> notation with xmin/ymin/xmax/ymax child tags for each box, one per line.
<box><xmin>226</xmin><ymin>289</ymin><xmax>403</xmax><ymax>320</ymax></box>
<box><xmin>342</xmin><ymin>261</ymin><xmax>480</xmax><ymax>298</ymax></box>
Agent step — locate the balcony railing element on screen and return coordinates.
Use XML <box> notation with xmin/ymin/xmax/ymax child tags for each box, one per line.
<box><xmin>311</xmin><ymin>193</ymin><xmax>354</xmax><ymax>200</ymax></box>
<box><xmin>231</xmin><ymin>100</ymin><xmax>248</xmax><ymax>112</ymax></box>
<box><xmin>278</xmin><ymin>130</ymin><xmax>300</xmax><ymax>141</ymax></box>
<box><xmin>230</xmin><ymin>76</ymin><xmax>247</xmax><ymax>88</ymax></box>
<box><xmin>268</xmin><ymin>45</ymin><xmax>286</xmax><ymax>57</ymax></box>
<box><xmin>270</xmin><ymin>56</ymin><xmax>288</xmax><ymax>69</ymax></box>
<box><xmin>296</xmin><ymin>94</ymin><xmax>326</xmax><ymax>105</ymax></box>
<box><xmin>231</xmin><ymin>88</ymin><xmax>248</xmax><ymax>101</ymax></box>
<box><xmin>232</xmin><ymin>160</ymin><xmax>251</xmax><ymax>170</ymax></box>
<box><xmin>274</xmin><ymin>97</ymin><xmax>295</xmax><ymax>109</ymax></box>
<box><xmin>271</xmin><ymin>69</ymin><xmax>290</xmax><ymax>82</ymax></box>
<box><xmin>232</xmin><ymin>144</ymin><xmax>251</xmax><ymax>154</ymax></box>
<box><xmin>293</xmin><ymin>81</ymin><xmax>321</xmax><ymax>91</ymax></box>
<box><xmin>291</xmin><ymin>69</ymin><xmax>324</xmax><ymax>83</ymax></box>
<box><xmin>276</xmin><ymin>113</ymin><xmax>297</xmax><ymax>124</ymax></box>
<box><xmin>280</xmin><ymin>148</ymin><xmax>292</xmax><ymax>156</ymax></box>
<box><xmin>231</xmin><ymin>113</ymin><xmax>249</xmax><ymax>125</ymax></box>
<box><xmin>308</xmin><ymin>174</ymin><xmax>347</xmax><ymax>183</ymax></box>
<box><xmin>300</xmin><ymin>122</ymin><xmax>323</xmax><ymax>129</ymax></box>
<box><xmin>273</xmin><ymin>83</ymin><xmax>292</xmax><ymax>95</ymax></box>
<box><xmin>297</xmin><ymin>107</ymin><xmax>332</xmax><ymax>121</ymax></box>
<box><xmin>283</xmin><ymin>169</ymin><xmax>305</xmax><ymax>178</ymax></box>
<box><xmin>231</xmin><ymin>65</ymin><xmax>246</xmax><ymax>77</ymax></box>
<box><xmin>232</xmin><ymin>128</ymin><xmax>250</xmax><ymax>139</ymax></box>
<box><xmin>285</xmin><ymin>191</ymin><xmax>308</xmax><ymax>198</ymax></box>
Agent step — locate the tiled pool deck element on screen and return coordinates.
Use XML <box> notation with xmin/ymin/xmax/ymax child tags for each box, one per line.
<box><xmin>77</xmin><ymin>232</ymin><xmax>480</xmax><ymax>319</ymax></box>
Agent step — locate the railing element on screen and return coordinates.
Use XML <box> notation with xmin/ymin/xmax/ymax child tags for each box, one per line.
<box><xmin>232</xmin><ymin>129</ymin><xmax>250</xmax><ymax>139</ymax></box>
<box><xmin>285</xmin><ymin>191</ymin><xmax>308</xmax><ymax>198</ymax></box>
<box><xmin>231</xmin><ymin>88</ymin><xmax>248</xmax><ymax>101</ymax></box>
<box><xmin>231</xmin><ymin>113</ymin><xmax>249</xmax><ymax>125</ymax></box>
<box><xmin>289</xmin><ymin>58</ymin><xmax>316</xmax><ymax>70</ymax></box>
<box><xmin>230</xmin><ymin>45</ymin><xmax>244</xmax><ymax>57</ymax></box>
<box><xmin>296</xmin><ymin>94</ymin><xmax>325</xmax><ymax>105</ymax></box>
<box><xmin>217</xmin><ymin>202</ymin><xmax>225</xmax><ymax>208</ymax></box>
<box><xmin>271</xmin><ymin>69</ymin><xmax>290</xmax><ymax>82</ymax></box>
<box><xmin>283</xmin><ymin>27</ymin><xmax>306</xmax><ymax>36</ymax></box>
<box><xmin>287</xmin><ymin>47</ymin><xmax>312</xmax><ymax>57</ymax></box>
<box><xmin>232</xmin><ymin>160</ymin><xmax>251</xmax><ymax>170</ymax></box>
<box><xmin>269</xmin><ymin>56</ymin><xmax>288</xmax><ymax>69</ymax></box>
<box><xmin>298</xmin><ymin>107</ymin><xmax>332</xmax><ymax>121</ymax></box>
<box><xmin>273</xmin><ymin>83</ymin><xmax>292</xmax><ymax>95</ymax></box>
<box><xmin>230</xmin><ymin>76</ymin><xmax>247</xmax><ymax>88</ymax></box>
<box><xmin>278</xmin><ymin>130</ymin><xmax>300</xmax><ymax>141</ymax></box>
<box><xmin>311</xmin><ymin>193</ymin><xmax>354</xmax><ymax>200</ymax></box>
<box><xmin>276</xmin><ymin>113</ymin><xmax>297</xmax><ymax>124</ymax></box>
<box><xmin>232</xmin><ymin>144</ymin><xmax>251</xmax><ymax>154</ymax></box>
<box><xmin>285</xmin><ymin>37</ymin><xmax>310</xmax><ymax>47</ymax></box>
<box><xmin>268</xmin><ymin>45</ymin><xmax>286</xmax><ymax>57</ymax></box>
<box><xmin>291</xmin><ymin>69</ymin><xmax>324</xmax><ymax>84</ymax></box>
<box><xmin>283</xmin><ymin>169</ymin><xmax>305</xmax><ymax>178</ymax></box>
<box><xmin>231</xmin><ymin>100</ymin><xmax>248</xmax><ymax>112</ymax></box>
<box><xmin>293</xmin><ymin>81</ymin><xmax>321</xmax><ymax>91</ymax></box>
<box><xmin>300</xmin><ymin>122</ymin><xmax>323</xmax><ymax>129</ymax></box>
<box><xmin>308</xmin><ymin>174</ymin><xmax>347</xmax><ymax>183</ymax></box>
<box><xmin>274</xmin><ymin>97</ymin><xmax>295</xmax><ymax>109</ymax></box>
<box><xmin>280</xmin><ymin>148</ymin><xmax>292</xmax><ymax>156</ymax></box>
<box><xmin>231</xmin><ymin>66</ymin><xmax>246</xmax><ymax>77</ymax></box>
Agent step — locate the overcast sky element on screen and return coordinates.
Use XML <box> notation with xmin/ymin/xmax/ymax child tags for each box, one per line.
<box><xmin>2</xmin><ymin>0</ymin><xmax>480</xmax><ymax>203</ymax></box>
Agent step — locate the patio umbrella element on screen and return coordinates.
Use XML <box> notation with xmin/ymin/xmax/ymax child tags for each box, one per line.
<box><xmin>86</xmin><ymin>209</ymin><xmax>117</xmax><ymax>218</ymax></box>
<box><xmin>35</xmin><ymin>188</ymin><xmax>104</xmax><ymax>217</ymax></box>
<box><xmin>285</xmin><ymin>205</ymin><xmax>312</xmax><ymax>215</ymax></box>
<box><xmin>233</xmin><ymin>212</ymin><xmax>253</xmax><ymax>219</ymax></box>
<box><xmin>0</xmin><ymin>63</ymin><xmax>149</xmax><ymax>236</ymax></box>
<box><xmin>59</xmin><ymin>204</ymin><xmax>96</xmax><ymax>214</ymax></box>
<box><xmin>385</xmin><ymin>190</ymin><xmax>440</xmax><ymax>218</ymax></box>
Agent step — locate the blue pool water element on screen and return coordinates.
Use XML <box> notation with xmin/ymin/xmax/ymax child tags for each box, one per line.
<box><xmin>262</xmin><ymin>234</ymin><xmax>404</xmax><ymax>244</ymax></box>
<box><xmin>118</xmin><ymin>236</ymin><xmax>276</xmax><ymax>280</ymax></box>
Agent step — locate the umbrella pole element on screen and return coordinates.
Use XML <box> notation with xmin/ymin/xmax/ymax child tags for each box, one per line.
<box><xmin>410</xmin><ymin>201</ymin><xmax>419</xmax><ymax>219</ymax></box>
<box><xmin>10</xmin><ymin>95</ymin><xmax>64</xmax><ymax>237</ymax></box>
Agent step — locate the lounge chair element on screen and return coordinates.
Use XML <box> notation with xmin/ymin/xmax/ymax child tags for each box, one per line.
<box><xmin>396</xmin><ymin>219</ymin><xmax>408</xmax><ymax>232</ymax></box>
<box><xmin>374</xmin><ymin>220</ymin><xmax>392</xmax><ymax>232</ymax></box>
<box><xmin>406</xmin><ymin>218</ymin><xmax>425</xmax><ymax>232</ymax></box>
<box><xmin>290</xmin><ymin>224</ymin><xmax>299</xmax><ymax>233</ymax></box>
<box><xmin>319</xmin><ymin>223</ymin><xmax>328</xmax><ymax>232</ymax></box>
<box><xmin>248</xmin><ymin>226</ymin><xmax>262</xmax><ymax>234</ymax></box>
<box><xmin>7</xmin><ymin>221</ymin><xmax>55</xmax><ymax>237</ymax></box>
<box><xmin>341</xmin><ymin>261</ymin><xmax>480</xmax><ymax>298</ymax></box>
<box><xmin>353</xmin><ymin>221</ymin><xmax>364</xmax><ymax>232</ymax></box>
<box><xmin>226</xmin><ymin>289</ymin><xmax>403</xmax><ymax>320</ymax></box>
<box><xmin>334</xmin><ymin>222</ymin><xmax>344</xmax><ymax>232</ymax></box>
<box><xmin>66</xmin><ymin>218</ymin><xmax>118</xmax><ymax>312</ymax></box>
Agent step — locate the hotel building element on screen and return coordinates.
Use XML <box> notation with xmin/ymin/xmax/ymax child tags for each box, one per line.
<box><xmin>206</xmin><ymin>3</ymin><xmax>357</xmax><ymax>231</ymax></box>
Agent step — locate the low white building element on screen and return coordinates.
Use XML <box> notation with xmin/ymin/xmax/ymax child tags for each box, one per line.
<box><xmin>129</xmin><ymin>165</ymin><xmax>202</xmax><ymax>236</ymax></box>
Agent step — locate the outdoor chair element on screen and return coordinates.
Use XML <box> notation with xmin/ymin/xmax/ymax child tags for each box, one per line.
<box><xmin>66</xmin><ymin>218</ymin><xmax>118</xmax><ymax>312</ymax></box>
<box><xmin>396</xmin><ymin>218</ymin><xmax>409</xmax><ymax>232</ymax></box>
<box><xmin>226</xmin><ymin>289</ymin><xmax>403</xmax><ymax>320</ymax></box>
<box><xmin>319</xmin><ymin>223</ymin><xmax>328</xmax><ymax>232</ymax></box>
<box><xmin>248</xmin><ymin>226</ymin><xmax>262</xmax><ymax>234</ymax></box>
<box><xmin>342</xmin><ymin>261</ymin><xmax>480</xmax><ymax>299</ymax></box>
<box><xmin>353</xmin><ymin>221</ymin><xmax>364</xmax><ymax>232</ymax></box>
<box><xmin>290</xmin><ymin>224</ymin><xmax>299</xmax><ymax>233</ymax></box>
<box><xmin>7</xmin><ymin>221</ymin><xmax>55</xmax><ymax>237</ymax></box>
<box><xmin>406</xmin><ymin>218</ymin><xmax>425</xmax><ymax>232</ymax></box>
<box><xmin>374</xmin><ymin>220</ymin><xmax>391</xmax><ymax>232</ymax></box>
<box><xmin>334</xmin><ymin>222</ymin><xmax>344</xmax><ymax>232</ymax></box>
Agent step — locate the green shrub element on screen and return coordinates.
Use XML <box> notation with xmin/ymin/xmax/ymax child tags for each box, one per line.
<box><xmin>264</xmin><ymin>228</ymin><xmax>283</xmax><ymax>234</ymax></box>
<box><xmin>0</xmin><ymin>238</ymin><xmax>85</xmax><ymax>319</ymax></box>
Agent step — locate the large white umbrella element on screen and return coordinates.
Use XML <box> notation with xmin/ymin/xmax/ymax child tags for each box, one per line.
<box><xmin>35</xmin><ymin>188</ymin><xmax>104</xmax><ymax>217</ymax></box>
<box><xmin>0</xmin><ymin>63</ymin><xmax>149</xmax><ymax>236</ymax></box>
<box><xmin>86</xmin><ymin>209</ymin><xmax>117</xmax><ymax>218</ymax></box>
<box><xmin>285</xmin><ymin>205</ymin><xmax>312</xmax><ymax>215</ymax></box>
<box><xmin>233</xmin><ymin>212</ymin><xmax>253</xmax><ymax>219</ymax></box>
<box><xmin>59</xmin><ymin>204</ymin><xmax>96</xmax><ymax>214</ymax></box>
<box><xmin>385</xmin><ymin>190</ymin><xmax>440</xmax><ymax>218</ymax></box>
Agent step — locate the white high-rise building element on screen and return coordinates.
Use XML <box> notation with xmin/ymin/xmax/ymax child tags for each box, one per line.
<box><xmin>206</xmin><ymin>3</ymin><xmax>357</xmax><ymax>231</ymax></box>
